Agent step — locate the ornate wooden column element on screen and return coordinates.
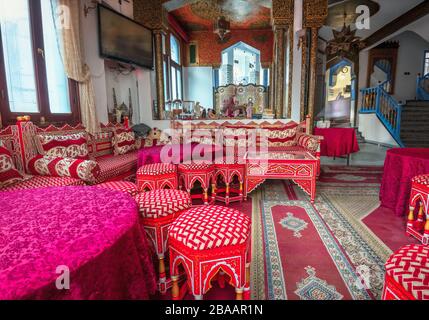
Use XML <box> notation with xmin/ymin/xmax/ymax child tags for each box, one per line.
<box><xmin>303</xmin><ymin>0</ymin><xmax>328</xmax><ymax>129</ymax></box>
<box><xmin>300</xmin><ymin>30</ymin><xmax>308</xmax><ymax>122</ymax></box>
<box><xmin>272</xmin><ymin>0</ymin><xmax>294</xmax><ymax>119</ymax></box>
<box><xmin>134</xmin><ymin>0</ymin><xmax>167</xmax><ymax>119</ymax></box>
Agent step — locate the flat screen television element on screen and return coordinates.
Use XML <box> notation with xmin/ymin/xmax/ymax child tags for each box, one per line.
<box><xmin>98</xmin><ymin>4</ymin><xmax>153</xmax><ymax>69</ymax></box>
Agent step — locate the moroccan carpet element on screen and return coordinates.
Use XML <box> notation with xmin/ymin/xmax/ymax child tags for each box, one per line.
<box><xmin>250</xmin><ymin>166</ymin><xmax>411</xmax><ymax>300</ymax></box>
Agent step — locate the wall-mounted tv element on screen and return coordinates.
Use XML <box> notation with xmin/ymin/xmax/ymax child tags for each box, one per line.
<box><xmin>98</xmin><ymin>4</ymin><xmax>153</xmax><ymax>69</ymax></box>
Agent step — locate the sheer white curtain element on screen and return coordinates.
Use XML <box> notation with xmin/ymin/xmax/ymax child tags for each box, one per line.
<box><xmin>50</xmin><ymin>0</ymin><xmax>99</xmax><ymax>133</ymax></box>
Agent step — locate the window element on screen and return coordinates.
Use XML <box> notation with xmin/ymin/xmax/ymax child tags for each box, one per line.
<box><xmin>424</xmin><ymin>51</ymin><xmax>429</xmax><ymax>75</ymax></box>
<box><xmin>163</xmin><ymin>34</ymin><xmax>182</xmax><ymax>102</ymax></box>
<box><xmin>219</xmin><ymin>42</ymin><xmax>262</xmax><ymax>87</ymax></box>
<box><xmin>0</xmin><ymin>0</ymin><xmax>79</xmax><ymax>125</ymax></box>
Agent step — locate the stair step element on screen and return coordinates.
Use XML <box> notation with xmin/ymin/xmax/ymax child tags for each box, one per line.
<box><xmin>405</xmin><ymin>100</ymin><xmax>429</xmax><ymax>107</ymax></box>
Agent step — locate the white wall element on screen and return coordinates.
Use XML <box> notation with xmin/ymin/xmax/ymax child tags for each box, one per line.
<box><xmin>291</xmin><ymin>0</ymin><xmax>303</xmax><ymax>122</ymax></box>
<box><xmin>358</xmin><ymin>113</ymin><xmax>399</xmax><ymax>147</ymax></box>
<box><xmin>183</xmin><ymin>67</ymin><xmax>214</xmax><ymax>108</ymax></box>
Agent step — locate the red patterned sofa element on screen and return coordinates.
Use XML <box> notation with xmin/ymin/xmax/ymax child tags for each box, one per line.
<box><xmin>0</xmin><ymin>124</ymin><xmax>85</xmax><ymax>191</ymax></box>
<box><xmin>17</xmin><ymin>121</ymin><xmax>144</xmax><ymax>184</ymax></box>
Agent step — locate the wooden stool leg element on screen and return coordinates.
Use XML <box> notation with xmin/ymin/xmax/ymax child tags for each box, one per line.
<box><xmin>172</xmin><ymin>276</ymin><xmax>180</xmax><ymax>300</ymax></box>
<box><xmin>226</xmin><ymin>183</ymin><xmax>230</xmax><ymax>205</ymax></box>
<box><xmin>211</xmin><ymin>183</ymin><xmax>217</xmax><ymax>204</ymax></box>
<box><xmin>204</xmin><ymin>188</ymin><xmax>209</xmax><ymax>205</ymax></box>
<box><xmin>244</xmin><ymin>263</ymin><xmax>251</xmax><ymax>300</ymax></box>
<box><xmin>416</xmin><ymin>206</ymin><xmax>425</xmax><ymax>230</ymax></box>
<box><xmin>159</xmin><ymin>256</ymin><xmax>166</xmax><ymax>282</ymax></box>
<box><xmin>407</xmin><ymin>206</ymin><xmax>415</xmax><ymax>227</ymax></box>
<box><xmin>235</xmin><ymin>288</ymin><xmax>243</xmax><ymax>300</ymax></box>
<box><xmin>194</xmin><ymin>294</ymin><xmax>203</xmax><ymax>300</ymax></box>
<box><xmin>239</xmin><ymin>182</ymin><xmax>244</xmax><ymax>202</ymax></box>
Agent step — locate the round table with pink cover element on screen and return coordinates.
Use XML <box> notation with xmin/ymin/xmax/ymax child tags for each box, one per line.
<box><xmin>380</xmin><ymin>148</ymin><xmax>429</xmax><ymax>216</ymax></box>
<box><xmin>0</xmin><ymin>186</ymin><xmax>157</xmax><ymax>300</ymax></box>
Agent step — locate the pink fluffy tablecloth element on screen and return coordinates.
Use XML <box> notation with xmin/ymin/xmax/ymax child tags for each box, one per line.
<box><xmin>380</xmin><ymin>148</ymin><xmax>429</xmax><ymax>216</ymax></box>
<box><xmin>314</xmin><ymin>128</ymin><xmax>360</xmax><ymax>157</ymax></box>
<box><xmin>0</xmin><ymin>186</ymin><xmax>157</xmax><ymax>300</ymax></box>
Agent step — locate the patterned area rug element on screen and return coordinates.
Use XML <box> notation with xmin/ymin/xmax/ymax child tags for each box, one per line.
<box><xmin>251</xmin><ymin>166</ymin><xmax>396</xmax><ymax>300</ymax></box>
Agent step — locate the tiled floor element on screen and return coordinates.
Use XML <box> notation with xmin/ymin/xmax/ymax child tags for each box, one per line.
<box><xmin>321</xmin><ymin>143</ymin><xmax>389</xmax><ymax>167</ymax></box>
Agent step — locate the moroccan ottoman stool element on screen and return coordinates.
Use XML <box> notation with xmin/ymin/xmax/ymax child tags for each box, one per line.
<box><xmin>136</xmin><ymin>163</ymin><xmax>178</xmax><ymax>192</ymax></box>
<box><xmin>407</xmin><ymin>174</ymin><xmax>429</xmax><ymax>244</ymax></box>
<box><xmin>382</xmin><ymin>244</ymin><xmax>429</xmax><ymax>300</ymax></box>
<box><xmin>96</xmin><ymin>181</ymin><xmax>139</xmax><ymax>197</ymax></box>
<box><xmin>214</xmin><ymin>160</ymin><xmax>245</xmax><ymax>205</ymax></box>
<box><xmin>168</xmin><ymin>205</ymin><xmax>251</xmax><ymax>300</ymax></box>
<box><xmin>135</xmin><ymin>189</ymin><xmax>191</xmax><ymax>294</ymax></box>
<box><xmin>178</xmin><ymin>163</ymin><xmax>216</xmax><ymax>205</ymax></box>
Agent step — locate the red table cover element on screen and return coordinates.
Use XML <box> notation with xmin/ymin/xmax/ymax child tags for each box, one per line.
<box><xmin>380</xmin><ymin>148</ymin><xmax>429</xmax><ymax>216</ymax></box>
<box><xmin>0</xmin><ymin>186</ymin><xmax>157</xmax><ymax>300</ymax></box>
<box><xmin>314</xmin><ymin>128</ymin><xmax>360</xmax><ymax>157</ymax></box>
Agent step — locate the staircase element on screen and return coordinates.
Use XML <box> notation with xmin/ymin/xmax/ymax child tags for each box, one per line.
<box><xmin>400</xmin><ymin>100</ymin><xmax>429</xmax><ymax>148</ymax></box>
<box><xmin>354</xmin><ymin>128</ymin><xmax>365</xmax><ymax>144</ymax></box>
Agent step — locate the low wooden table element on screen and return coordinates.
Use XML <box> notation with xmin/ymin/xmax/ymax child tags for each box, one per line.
<box><xmin>244</xmin><ymin>150</ymin><xmax>319</xmax><ymax>203</ymax></box>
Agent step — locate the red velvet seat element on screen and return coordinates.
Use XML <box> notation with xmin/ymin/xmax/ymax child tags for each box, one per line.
<box><xmin>135</xmin><ymin>189</ymin><xmax>191</xmax><ymax>293</ymax></box>
<box><xmin>383</xmin><ymin>244</ymin><xmax>429</xmax><ymax>300</ymax></box>
<box><xmin>169</xmin><ymin>205</ymin><xmax>251</xmax><ymax>300</ymax></box>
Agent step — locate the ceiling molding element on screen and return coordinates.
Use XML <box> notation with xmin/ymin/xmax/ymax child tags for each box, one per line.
<box><xmin>363</xmin><ymin>0</ymin><xmax>429</xmax><ymax>49</ymax></box>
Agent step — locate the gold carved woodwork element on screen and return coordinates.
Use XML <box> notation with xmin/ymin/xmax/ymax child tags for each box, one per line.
<box><xmin>286</xmin><ymin>26</ymin><xmax>293</xmax><ymax>119</ymax></box>
<box><xmin>303</xmin><ymin>0</ymin><xmax>328</xmax><ymax>28</ymax></box>
<box><xmin>300</xmin><ymin>30</ymin><xmax>308</xmax><ymax>122</ymax></box>
<box><xmin>307</xmin><ymin>28</ymin><xmax>318</xmax><ymax>130</ymax></box>
<box><xmin>274</xmin><ymin>26</ymin><xmax>286</xmax><ymax>119</ymax></box>
<box><xmin>269</xmin><ymin>62</ymin><xmax>275</xmax><ymax>114</ymax></box>
<box><xmin>271</xmin><ymin>0</ymin><xmax>294</xmax><ymax>27</ymax></box>
<box><xmin>133</xmin><ymin>0</ymin><xmax>167</xmax><ymax>30</ymax></box>
<box><xmin>154</xmin><ymin>31</ymin><xmax>165</xmax><ymax>120</ymax></box>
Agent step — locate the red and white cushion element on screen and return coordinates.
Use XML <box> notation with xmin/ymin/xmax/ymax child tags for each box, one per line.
<box><xmin>112</xmin><ymin>128</ymin><xmax>137</xmax><ymax>155</ymax></box>
<box><xmin>0</xmin><ymin>175</ymin><xmax>84</xmax><ymax>191</ymax></box>
<box><xmin>0</xmin><ymin>142</ymin><xmax>24</xmax><ymax>187</ymax></box>
<box><xmin>178</xmin><ymin>163</ymin><xmax>214</xmax><ymax>172</ymax></box>
<box><xmin>96</xmin><ymin>181</ymin><xmax>138</xmax><ymax>197</ymax></box>
<box><xmin>412</xmin><ymin>175</ymin><xmax>429</xmax><ymax>186</ymax></box>
<box><xmin>135</xmin><ymin>189</ymin><xmax>191</xmax><ymax>219</ymax></box>
<box><xmin>296</xmin><ymin>133</ymin><xmax>319</xmax><ymax>153</ymax></box>
<box><xmin>385</xmin><ymin>244</ymin><xmax>429</xmax><ymax>300</ymax></box>
<box><xmin>96</xmin><ymin>151</ymin><xmax>138</xmax><ymax>183</ymax></box>
<box><xmin>36</xmin><ymin>132</ymin><xmax>89</xmax><ymax>159</ymax></box>
<box><xmin>137</xmin><ymin>163</ymin><xmax>177</xmax><ymax>176</ymax></box>
<box><xmin>169</xmin><ymin>205</ymin><xmax>251</xmax><ymax>251</ymax></box>
<box><xmin>28</xmin><ymin>155</ymin><xmax>100</xmax><ymax>183</ymax></box>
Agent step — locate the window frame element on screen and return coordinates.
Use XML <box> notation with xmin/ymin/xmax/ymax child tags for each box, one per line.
<box><xmin>164</xmin><ymin>32</ymin><xmax>183</xmax><ymax>102</ymax></box>
<box><xmin>0</xmin><ymin>0</ymin><xmax>80</xmax><ymax>127</ymax></box>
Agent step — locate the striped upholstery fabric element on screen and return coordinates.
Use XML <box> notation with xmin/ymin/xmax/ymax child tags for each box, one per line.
<box><xmin>137</xmin><ymin>163</ymin><xmax>177</xmax><ymax>176</ymax></box>
<box><xmin>385</xmin><ymin>244</ymin><xmax>429</xmax><ymax>300</ymax></box>
<box><xmin>96</xmin><ymin>181</ymin><xmax>138</xmax><ymax>197</ymax></box>
<box><xmin>169</xmin><ymin>205</ymin><xmax>251</xmax><ymax>250</ymax></box>
<box><xmin>0</xmin><ymin>175</ymin><xmax>84</xmax><ymax>191</ymax></box>
<box><xmin>96</xmin><ymin>151</ymin><xmax>138</xmax><ymax>183</ymax></box>
<box><xmin>135</xmin><ymin>189</ymin><xmax>191</xmax><ymax>219</ymax></box>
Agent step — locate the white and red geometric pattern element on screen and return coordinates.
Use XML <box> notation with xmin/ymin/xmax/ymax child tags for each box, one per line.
<box><xmin>27</xmin><ymin>155</ymin><xmax>100</xmax><ymax>183</ymax></box>
<box><xmin>36</xmin><ymin>132</ymin><xmax>89</xmax><ymax>159</ymax></box>
<box><xmin>0</xmin><ymin>175</ymin><xmax>85</xmax><ymax>191</ymax></box>
<box><xmin>96</xmin><ymin>181</ymin><xmax>139</xmax><ymax>197</ymax></box>
<box><xmin>383</xmin><ymin>244</ymin><xmax>429</xmax><ymax>300</ymax></box>
<box><xmin>136</xmin><ymin>189</ymin><xmax>191</xmax><ymax>293</ymax></box>
<box><xmin>178</xmin><ymin>162</ymin><xmax>215</xmax><ymax>205</ymax></box>
<box><xmin>296</xmin><ymin>133</ymin><xmax>319</xmax><ymax>153</ymax></box>
<box><xmin>169</xmin><ymin>205</ymin><xmax>251</xmax><ymax>300</ymax></box>
<box><xmin>112</xmin><ymin>128</ymin><xmax>137</xmax><ymax>155</ymax></box>
<box><xmin>169</xmin><ymin>205</ymin><xmax>251</xmax><ymax>251</ymax></box>
<box><xmin>96</xmin><ymin>151</ymin><xmax>138</xmax><ymax>183</ymax></box>
<box><xmin>214</xmin><ymin>162</ymin><xmax>245</xmax><ymax>205</ymax></box>
<box><xmin>0</xmin><ymin>142</ymin><xmax>24</xmax><ymax>187</ymax></box>
<box><xmin>137</xmin><ymin>163</ymin><xmax>177</xmax><ymax>176</ymax></box>
<box><xmin>136</xmin><ymin>164</ymin><xmax>178</xmax><ymax>192</ymax></box>
<box><xmin>135</xmin><ymin>189</ymin><xmax>191</xmax><ymax>219</ymax></box>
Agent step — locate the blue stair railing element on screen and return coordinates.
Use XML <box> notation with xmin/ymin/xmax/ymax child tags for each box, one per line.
<box><xmin>360</xmin><ymin>80</ymin><xmax>404</xmax><ymax>146</ymax></box>
<box><xmin>416</xmin><ymin>73</ymin><xmax>429</xmax><ymax>101</ymax></box>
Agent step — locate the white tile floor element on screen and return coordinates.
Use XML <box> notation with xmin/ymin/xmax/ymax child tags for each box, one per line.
<box><xmin>320</xmin><ymin>143</ymin><xmax>389</xmax><ymax>167</ymax></box>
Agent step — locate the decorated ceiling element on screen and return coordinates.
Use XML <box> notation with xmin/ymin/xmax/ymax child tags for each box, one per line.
<box><xmin>169</xmin><ymin>0</ymin><xmax>272</xmax><ymax>31</ymax></box>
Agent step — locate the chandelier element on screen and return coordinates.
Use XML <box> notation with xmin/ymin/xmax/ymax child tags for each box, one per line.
<box><xmin>214</xmin><ymin>14</ymin><xmax>230</xmax><ymax>41</ymax></box>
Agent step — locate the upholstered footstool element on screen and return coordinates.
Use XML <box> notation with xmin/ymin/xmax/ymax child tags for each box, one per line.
<box><xmin>407</xmin><ymin>174</ymin><xmax>429</xmax><ymax>244</ymax></box>
<box><xmin>96</xmin><ymin>181</ymin><xmax>139</xmax><ymax>197</ymax></box>
<box><xmin>382</xmin><ymin>244</ymin><xmax>429</xmax><ymax>300</ymax></box>
<box><xmin>214</xmin><ymin>161</ymin><xmax>245</xmax><ymax>205</ymax></box>
<box><xmin>169</xmin><ymin>205</ymin><xmax>251</xmax><ymax>300</ymax></box>
<box><xmin>178</xmin><ymin>163</ymin><xmax>216</xmax><ymax>205</ymax></box>
<box><xmin>136</xmin><ymin>163</ymin><xmax>178</xmax><ymax>192</ymax></box>
<box><xmin>135</xmin><ymin>189</ymin><xmax>191</xmax><ymax>294</ymax></box>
